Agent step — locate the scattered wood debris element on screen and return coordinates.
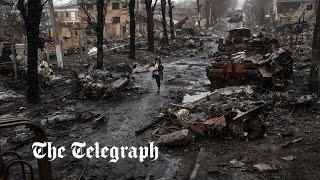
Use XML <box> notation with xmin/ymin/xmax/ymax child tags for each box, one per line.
<box><xmin>156</xmin><ymin>129</ymin><xmax>190</xmax><ymax>146</ymax></box>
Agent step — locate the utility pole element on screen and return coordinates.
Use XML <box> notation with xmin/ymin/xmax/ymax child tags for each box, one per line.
<box><xmin>48</xmin><ymin>0</ymin><xmax>64</xmax><ymax>68</ymax></box>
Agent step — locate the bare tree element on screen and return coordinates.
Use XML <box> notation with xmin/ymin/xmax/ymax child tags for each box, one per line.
<box><xmin>145</xmin><ymin>0</ymin><xmax>158</xmax><ymax>52</ymax></box>
<box><xmin>129</xmin><ymin>0</ymin><xmax>135</xmax><ymax>59</ymax></box>
<box><xmin>202</xmin><ymin>0</ymin><xmax>237</xmax><ymax>28</ymax></box>
<box><xmin>96</xmin><ymin>0</ymin><xmax>105</xmax><ymax>69</ymax></box>
<box><xmin>161</xmin><ymin>0</ymin><xmax>168</xmax><ymax>44</ymax></box>
<box><xmin>167</xmin><ymin>0</ymin><xmax>175</xmax><ymax>39</ymax></box>
<box><xmin>196</xmin><ymin>0</ymin><xmax>201</xmax><ymax>28</ymax></box>
<box><xmin>309</xmin><ymin>0</ymin><xmax>320</xmax><ymax>91</ymax></box>
<box><xmin>16</xmin><ymin>0</ymin><xmax>44</xmax><ymax>103</ymax></box>
<box><xmin>204</xmin><ymin>0</ymin><xmax>213</xmax><ymax>28</ymax></box>
<box><xmin>79</xmin><ymin>0</ymin><xmax>109</xmax><ymax>69</ymax></box>
<box><xmin>0</xmin><ymin>0</ymin><xmax>46</xmax><ymax>103</ymax></box>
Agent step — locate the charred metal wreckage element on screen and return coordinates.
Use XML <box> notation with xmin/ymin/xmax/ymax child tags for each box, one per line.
<box><xmin>207</xmin><ymin>28</ymin><xmax>293</xmax><ymax>89</ymax></box>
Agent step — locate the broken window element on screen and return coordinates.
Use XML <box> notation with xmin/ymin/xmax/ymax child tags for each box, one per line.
<box><xmin>113</xmin><ymin>17</ymin><xmax>120</xmax><ymax>24</ymax></box>
<box><xmin>122</xmin><ymin>25</ymin><xmax>127</xmax><ymax>35</ymax></box>
<box><xmin>112</xmin><ymin>2</ymin><xmax>120</xmax><ymax>10</ymax></box>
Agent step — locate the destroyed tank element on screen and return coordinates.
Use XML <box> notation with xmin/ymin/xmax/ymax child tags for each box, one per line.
<box><xmin>206</xmin><ymin>28</ymin><xmax>292</xmax><ymax>89</ymax></box>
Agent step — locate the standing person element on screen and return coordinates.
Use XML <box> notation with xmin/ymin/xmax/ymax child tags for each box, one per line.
<box><xmin>150</xmin><ymin>58</ymin><xmax>163</xmax><ymax>92</ymax></box>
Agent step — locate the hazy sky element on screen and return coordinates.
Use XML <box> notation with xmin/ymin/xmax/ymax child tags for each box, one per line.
<box><xmin>237</xmin><ymin>0</ymin><xmax>245</xmax><ymax>9</ymax></box>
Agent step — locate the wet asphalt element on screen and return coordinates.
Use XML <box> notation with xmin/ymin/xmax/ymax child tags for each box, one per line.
<box><xmin>47</xmin><ymin>57</ymin><xmax>214</xmax><ymax>179</ymax></box>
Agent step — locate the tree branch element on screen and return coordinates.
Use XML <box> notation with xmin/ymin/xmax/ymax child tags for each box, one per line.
<box><xmin>152</xmin><ymin>0</ymin><xmax>159</xmax><ymax>12</ymax></box>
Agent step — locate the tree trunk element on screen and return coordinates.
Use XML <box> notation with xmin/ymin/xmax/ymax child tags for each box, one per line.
<box><xmin>161</xmin><ymin>0</ymin><xmax>168</xmax><ymax>44</ymax></box>
<box><xmin>80</xmin><ymin>0</ymin><xmax>88</xmax><ymax>58</ymax></box>
<box><xmin>205</xmin><ymin>0</ymin><xmax>210</xmax><ymax>28</ymax></box>
<box><xmin>209</xmin><ymin>2</ymin><xmax>213</xmax><ymax>25</ymax></box>
<box><xmin>168</xmin><ymin>0</ymin><xmax>175</xmax><ymax>39</ymax></box>
<box><xmin>129</xmin><ymin>0</ymin><xmax>136</xmax><ymax>59</ymax></box>
<box><xmin>309</xmin><ymin>0</ymin><xmax>320</xmax><ymax>92</ymax></box>
<box><xmin>145</xmin><ymin>0</ymin><xmax>155</xmax><ymax>52</ymax></box>
<box><xmin>197</xmin><ymin>0</ymin><xmax>201</xmax><ymax>28</ymax></box>
<box><xmin>17</xmin><ymin>0</ymin><xmax>43</xmax><ymax>103</ymax></box>
<box><xmin>96</xmin><ymin>0</ymin><xmax>105</xmax><ymax>69</ymax></box>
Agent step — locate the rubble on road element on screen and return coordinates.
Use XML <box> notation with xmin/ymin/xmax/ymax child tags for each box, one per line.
<box><xmin>132</xmin><ymin>64</ymin><xmax>150</xmax><ymax>74</ymax></box>
<box><xmin>281</xmin><ymin>155</ymin><xmax>295</xmax><ymax>161</ymax></box>
<box><xmin>230</xmin><ymin>159</ymin><xmax>245</xmax><ymax>168</ymax></box>
<box><xmin>253</xmin><ymin>163</ymin><xmax>277</xmax><ymax>172</ymax></box>
<box><xmin>215</xmin><ymin>85</ymin><xmax>254</xmax><ymax>96</ymax></box>
<box><xmin>156</xmin><ymin>129</ymin><xmax>190</xmax><ymax>146</ymax></box>
<box><xmin>184</xmin><ymin>38</ymin><xmax>202</xmax><ymax>48</ymax></box>
<box><xmin>281</xmin><ymin>138</ymin><xmax>303</xmax><ymax>149</ymax></box>
<box><xmin>77</xmin><ymin>70</ymin><xmax>130</xmax><ymax>100</ymax></box>
<box><xmin>166</xmin><ymin>105</ymin><xmax>266</xmax><ymax>139</ymax></box>
<box><xmin>0</xmin><ymin>88</ymin><xmax>24</xmax><ymax>102</ymax></box>
<box><xmin>156</xmin><ymin>37</ymin><xmax>204</xmax><ymax>57</ymax></box>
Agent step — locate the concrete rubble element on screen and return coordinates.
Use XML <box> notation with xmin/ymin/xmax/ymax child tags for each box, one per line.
<box><xmin>77</xmin><ymin>69</ymin><xmax>130</xmax><ymax>100</ymax></box>
<box><xmin>0</xmin><ymin>88</ymin><xmax>24</xmax><ymax>102</ymax></box>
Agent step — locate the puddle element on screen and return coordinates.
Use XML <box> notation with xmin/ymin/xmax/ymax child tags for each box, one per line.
<box><xmin>182</xmin><ymin>91</ymin><xmax>212</xmax><ymax>104</ymax></box>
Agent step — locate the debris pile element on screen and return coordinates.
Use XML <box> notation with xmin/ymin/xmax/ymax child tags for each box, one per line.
<box><xmin>165</xmin><ymin>105</ymin><xmax>266</xmax><ymax>140</ymax></box>
<box><xmin>136</xmin><ymin>84</ymin><xmax>275</xmax><ymax>147</ymax></box>
<box><xmin>0</xmin><ymin>88</ymin><xmax>24</xmax><ymax>102</ymax></box>
<box><xmin>145</xmin><ymin>79</ymin><xmax>317</xmax><ymax>148</ymax></box>
<box><xmin>156</xmin><ymin>37</ymin><xmax>204</xmax><ymax>57</ymax></box>
<box><xmin>207</xmin><ymin>28</ymin><xmax>293</xmax><ymax>89</ymax></box>
<box><xmin>77</xmin><ymin>69</ymin><xmax>130</xmax><ymax>100</ymax></box>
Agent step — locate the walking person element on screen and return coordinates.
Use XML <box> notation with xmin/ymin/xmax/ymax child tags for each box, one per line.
<box><xmin>150</xmin><ymin>58</ymin><xmax>163</xmax><ymax>93</ymax></box>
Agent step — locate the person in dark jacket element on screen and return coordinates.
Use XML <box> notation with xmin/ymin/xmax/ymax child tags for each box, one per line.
<box><xmin>151</xmin><ymin>58</ymin><xmax>163</xmax><ymax>92</ymax></box>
